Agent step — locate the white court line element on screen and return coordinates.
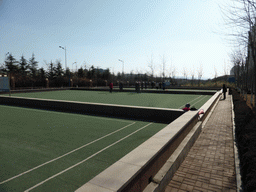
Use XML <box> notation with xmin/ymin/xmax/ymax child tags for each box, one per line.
<box><xmin>190</xmin><ymin>95</ymin><xmax>208</xmax><ymax>107</ymax></box>
<box><xmin>24</xmin><ymin>123</ymin><xmax>153</xmax><ymax>192</ymax></box>
<box><xmin>0</xmin><ymin>104</ymin><xmax>132</xmax><ymax>123</ymax></box>
<box><xmin>178</xmin><ymin>95</ymin><xmax>203</xmax><ymax>109</ymax></box>
<box><xmin>0</xmin><ymin>122</ymin><xmax>136</xmax><ymax>185</ymax></box>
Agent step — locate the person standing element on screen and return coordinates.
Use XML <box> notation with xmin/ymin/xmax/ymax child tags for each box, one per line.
<box><xmin>119</xmin><ymin>81</ymin><xmax>123</xmax><ymax>91</ymax></box>
<box><xmin>162</xmin><ymin>82</ymin><xmax>166</xmax><ymax>90</ymax></box>
<box><xmin>109</xmin><ymin>82</ymin><xmax>113</xmax><ymax>93</ymax></box>
<box><xmin>156</xmin><ymin>82</ymin><xmax>159</xmax><ymax>90</ymax></box>
<box><xmin>222</xmin><ymin>84</ymin><xmax>227</xmax><ymax>100</ymax></box>
<box><xmin>135</xmin><ymin>81</ymin><xmax>139</xmax><ymax>93</ymax></box>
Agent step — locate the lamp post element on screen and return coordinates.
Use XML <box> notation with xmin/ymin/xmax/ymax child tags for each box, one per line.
<box><xmin>118</xmin><ymin>59</ymin><xmax>124</xmax><ymax>75</ymax></box>
<box><xmin>59</xmin><ymin>46</ymin><xmax>67</xmax><ymax>71</ymax></box>
<box><xmin>59</xmin><ymin>46</ymin><xmax>70</xmax><ymax>87</ymax></box>
<box><xmin>72</xmin><ymin>62</ymin><xmax>77</xmax><ymax>74</ymax></box>
<box><xmin>5</xmin><ymin>52</ymin><xmax>11</xmax><ymax>96</ymax></box>
<box><xmin>72</xmin><ymin>62</ymin><xmax>77</xmax><ymax>87</ymax></box>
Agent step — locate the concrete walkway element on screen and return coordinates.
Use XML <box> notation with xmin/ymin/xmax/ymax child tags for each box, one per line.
<box><xmin>165</xmin><ymin>94</ymin><xmax>237</xmax><ymax>192</ymax></box>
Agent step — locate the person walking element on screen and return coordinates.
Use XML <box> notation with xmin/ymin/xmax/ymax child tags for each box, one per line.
<box><xmin>119</xmin><ymin>81</ymin><xmax>123</xmax><ymax>92</ymax></box>
<box><xmin>162</xmin><ymin>82</ymin><xmax>166</xmax><ymax>90</ymax></box>
<box><xmin>222</xmin><ymin>84</ymin><xmax>227</xmax><ymax>100</ymax></box>
<box><xmin>109</xmin><ymin>82</ymin><xmax>113</xmax><ymax>93</ymax></box>
<box><xmin>151</xmin><ymin>81</ymin><xmax>154</xmax><ymax>89</ymax></box>
<box><xmin>156</xmin><ymin>82</ymin><xmax>159</xmax><ymax>90</ymax></box>
<box><xmin>135</xmin><ymin>81</ymin><xmax>139</xmax><ymax>93</ymax></box>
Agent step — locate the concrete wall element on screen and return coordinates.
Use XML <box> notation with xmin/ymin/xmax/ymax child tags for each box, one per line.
<box><xmin>199</xmin><ymin>91</ymin><xmax>221</xmax><ymax>123</ymax></box>
<box><xmin>0</xmin><ymin>96</ymin><xmax>184</xmax><ymax>124</ymax></box>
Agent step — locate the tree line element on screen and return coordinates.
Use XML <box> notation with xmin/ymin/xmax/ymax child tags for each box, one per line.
<box><xmin>1</xmin><ymin>53</ymin><xmax>225</xmax><ymax>89</ymax></box>
<box><xmin>0</xmin><ymin>53</ymin><xmax>183</xmax><ymax>89</ymax></box>
<box><xmin>222</xmin><ymin>0</ymin><xmax>256</xmax><ymax>107</ymax></box>
<box><xmin>0</xmin><ymin>53</ymin><xmax>113</xmax><ymax>88</ymax></box>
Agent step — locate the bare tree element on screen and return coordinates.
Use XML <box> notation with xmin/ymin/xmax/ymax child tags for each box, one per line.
<box><xmin>190</xmin><ymin>66</ymin><xmax>195</xmax><ymax>86</ymax></box>
<box><xmin>214</xmin><ymin>65</ymin><xmax>218</xmax><ymax>86</ymax></box>
<box><xmin>82</xmin><ymin>61</ymin><xmax>88</xmax><ymax>76</ymax></box>
<box><xmin>169</xmin><ymin>61</ymin><xmax>177</xmax><ymax>84</ymax></box>
<box><xmin>183</xmin><ymin>66</ymin><xmax>188</xmax><ymax>80</ymax></box>
<box><xmin>230</xmin><ymin>49</ymin><xmax>246</xmax><ymax>89</ymax></box>
<box><xmin>148</xmin><ymin>54</ymin><xmax>155</xmax><ymax>81</ymax></box>
<box><xmin>223</xmin><ymin>60</ymin><xmax>228</xmax><ymax>76</ymax></box>
<box><xmin>197</xmin><ymin>63</ymin><xmax>203</xmax><ymax>86</ymax></box>
<box><xmin>222</xmin><ymin>0</ymin><xmax>256</xmax><ymax>106</ymax></box>
<box><xmin>135</xmin><ymin>68</ymin><xmax>143</xmax><ymax>81</ymax></box>
<box><xmin>162</xmin><ymin>55</ymin><xmax>166</xmax><ymax>81</ymax></box>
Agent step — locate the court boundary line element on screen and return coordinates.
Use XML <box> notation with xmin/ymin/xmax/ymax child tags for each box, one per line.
<box><xmin>178</xmin><ymin>95</ymin><xmax>203</xmax><ymax>109</ymax></box>
<box><xmin>0</xmin><ymin>122</ymin><xmax>136</xmax><ymax>185</ymax></box>
<box><xmin>24</xmin><ymin>123</ymin><xmax>153</xmax><ymax>192</ymax></box>
<box><xmin>190</xmin><ymin>95</ymin><xmax>208</xmax><ymax>107</ymax></box>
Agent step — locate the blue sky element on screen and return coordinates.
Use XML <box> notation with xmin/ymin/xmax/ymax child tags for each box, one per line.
<box><xmin>1</xmin><ymin>0</ymin><xmax>232</xmax><ymax>79</ymax></box>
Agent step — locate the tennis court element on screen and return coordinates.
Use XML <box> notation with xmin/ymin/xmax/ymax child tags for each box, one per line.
<box><xmin>0</xmin><ymin>89</ymin><xmax>216</xmax><ymax>191</ymax></box>
<box><xmin>0</xmin><ymin>104</ymin><xmax>167</xmax><ymax>191</ymax></box>
<box><xmin>11</xmin><ymin>90</ymin><xmax>212</xmax><ymax>109</ymax></box>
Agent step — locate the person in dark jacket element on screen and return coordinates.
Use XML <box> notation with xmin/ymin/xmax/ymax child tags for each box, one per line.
<box><xmin>162</xmin><ymin>82</ymin><xmax>166</xmax><ymax>90</ymax></box>
<box><xmin>222</xmin><ymin>84</ymin><xmax>227</xmax><ymax>100</ymax></box>
<box><xmin>109</xmin><ymin>82</ymin><xmax>113</xmax><ymax>93</ymax></box>
<box><xmin>135</xmin><ymin>81</ymin><xmax>139</xmax><ymax>93</ymax></box>
<box><xmin>119</xmin><ymin>81</ymin><xmax>123</xmax><ymax>91</ymax></box>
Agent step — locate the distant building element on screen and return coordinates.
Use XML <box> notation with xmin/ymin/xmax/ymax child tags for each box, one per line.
<box><xmin>230</xmin><ymin>66</ymin><xmax>235</xmax><ymax>76</ymax></box>
<box><xmin>97</xmin><ymin>68</ymin><xmax>104</xmax><ymax>73</ymax></box>
<box><xmin>96</xmin><ymin>68</ymin><xmax>110</xmax><ymax>73</ymax></box>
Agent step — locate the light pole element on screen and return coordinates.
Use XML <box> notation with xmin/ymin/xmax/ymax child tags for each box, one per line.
<box><xmin>118</xmin><ymin>59</ymin><xmax>124</xmax><ymax>75</ymax></box>
<box><xmin>72</xmin><ymin>62</ymin><xmax>77</xmax><ymax>87</ymax></box>
<box><xmin>96</xmin><ymin>66</ymin><xmax>101</xmax><ymax>87</ymax></box>
<box><xmin>72</xmin><ymin>62</ymin><xmax>77</xmax><ymax>74</ymax></box>
<box><xmin>59</xmin><ymin>46</ymin><xmax>67</xmax><ymax>71</ymax></box>
<box><xmin>59</xmin><ymin>46</ymin><xmax>70</xmax><ymax>87</ymax></box>
<box><xmin>5</xmin><ymin>52</ymin><xmax>11</xmax><ymax>96</ymax></box>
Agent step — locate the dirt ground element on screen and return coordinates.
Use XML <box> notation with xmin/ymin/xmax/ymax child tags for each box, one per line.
<box><xmin>232</xmin><ymin>89</ymin><xmax>256</xmax><ymax>191</ymax></box>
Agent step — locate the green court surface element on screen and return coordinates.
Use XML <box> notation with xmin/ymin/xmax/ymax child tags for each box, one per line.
<box><xmin>0</xmin><ymin>105</ymin><xmax>167</xmax><ymax>192</ymax></box>
<box><xmin>0</xmin><ymin>89</ymin><xmax>214</xmax><ymax>191</ymax></box>
<box><xmin>12</xmin><ymin>90</ymin><xmax>212</xmax><ymax>109</ymax></box>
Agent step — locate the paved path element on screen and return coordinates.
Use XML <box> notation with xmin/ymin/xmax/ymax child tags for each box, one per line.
<box><xmin>165</xmin><ymin>94</ymin><xmax>237</xmax><ymax>192</ymax></box>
